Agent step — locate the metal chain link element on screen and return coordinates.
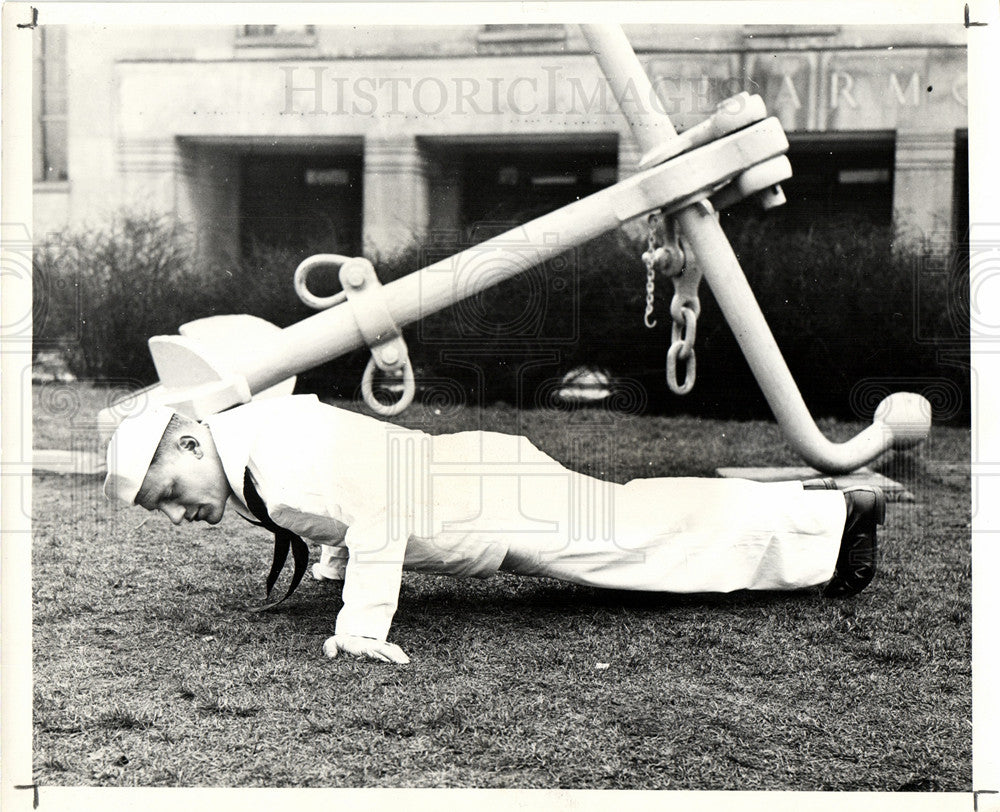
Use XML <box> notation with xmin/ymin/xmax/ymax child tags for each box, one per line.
<box><xmin>641</xmin><ymin>217</ymin><xmax>660</xmax><ymax>328</ymax></box>
<box><xmin>665</xmin><ymin>233</ymin><xmax>702</xmax><ymax>396</ymax></box>
<box><xmin>361</xmin><ymin>356</ymin><xmax>415</xmax><ymax>417</ymax></box>
<box><xmin>642</xmin><ymin>247</ymin><xmax>658</xmax><ymax>328</ymax></box>
<box><xmin>666</xmin><ymin>305</ymin><xmax>697</xmax><ymax>394</ymax></box>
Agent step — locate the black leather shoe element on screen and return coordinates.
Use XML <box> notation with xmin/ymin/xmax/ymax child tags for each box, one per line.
<box><xmin>802</xmin><ymin>477</ymin><xmax>838</xmax><ymax>490</ymax></box>
<box><xmin>823</xmin><ymin>486</ymin><xmax>886</xmax><ymax>598</ymax></box>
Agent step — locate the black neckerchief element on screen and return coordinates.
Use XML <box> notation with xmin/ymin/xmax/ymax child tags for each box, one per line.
<box><xmin>241</xmin><ymin>468</ymin><xmax>309</xmax><ymax>613</ymax></box>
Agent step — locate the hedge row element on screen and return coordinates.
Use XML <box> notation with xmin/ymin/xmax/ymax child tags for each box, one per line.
<box><xmin>33</xmin><ymin>211</ymin><xmax>970</xmax><ymax>422</ymax></box>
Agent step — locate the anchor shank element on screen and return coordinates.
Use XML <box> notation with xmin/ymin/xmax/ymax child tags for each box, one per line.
<box><xmin>245</xmin><ymin>190</ymin><xmax>624</xmax><ymax>393</ymax></box>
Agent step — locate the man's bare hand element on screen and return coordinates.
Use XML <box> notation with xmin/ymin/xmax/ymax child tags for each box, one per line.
<box><xmin>323</xmin><ymin>634</ymin><xmax>410</xmax><ymax>664</ymax></box>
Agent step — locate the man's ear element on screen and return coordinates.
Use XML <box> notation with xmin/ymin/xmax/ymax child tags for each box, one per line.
<box><xmin>177</xmin><ymin>435</ymin><xmax>204</xmax><ymax>459</ymax></box>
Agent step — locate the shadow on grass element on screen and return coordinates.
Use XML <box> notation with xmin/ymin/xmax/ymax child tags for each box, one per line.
<box><xmin>276</xmin><ymin>574</ymin><xmax>812</xmax><ymax>646</ymax></box>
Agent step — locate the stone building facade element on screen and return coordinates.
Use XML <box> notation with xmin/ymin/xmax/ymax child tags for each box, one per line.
<box><xmin>33</xmin><ymin>23</ymin><xmax>968</xmax><ymax>258</ymax></box>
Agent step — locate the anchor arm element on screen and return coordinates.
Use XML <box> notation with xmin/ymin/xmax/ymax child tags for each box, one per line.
<box><xmin>580</xmin><ymin>24</ymin><xmax>930</xmax><ymax>474</ymax></box>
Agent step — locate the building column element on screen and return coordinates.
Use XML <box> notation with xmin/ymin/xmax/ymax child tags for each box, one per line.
<box><xmin>118</xmin><ymin>137</ymin><xmax>241</xmax><ymax>256</ymax></box>
<box><xmin>117</xmin><ymin>138</ymin><xmax>179</xmax><ymax>216</ymax></box>
<box><xmin>362</xmin><ymin>135</ymin><xmax>430</xmax><ymax>257</ymax></box>
<box><xmin>892</xmin><ymin>131</ymin><xmax>956</xmax><ymax>247</ymax></box>
<box><xmin>176</xmin><ymin>142</ymin><xmax>241</xmax><ymax>264</ymax></box>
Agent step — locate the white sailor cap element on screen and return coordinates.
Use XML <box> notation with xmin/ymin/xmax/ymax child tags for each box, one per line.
<box><xmin>103</xmin><ymin>405</ymin><xmax>177</xmax><ymax>506</ymax></box>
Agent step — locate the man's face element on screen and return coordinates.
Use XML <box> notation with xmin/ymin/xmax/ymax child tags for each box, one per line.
<box><xmin>136</xmin><ymin>435</ymin><xmax>231</xmax><ymax>526</ymax></box>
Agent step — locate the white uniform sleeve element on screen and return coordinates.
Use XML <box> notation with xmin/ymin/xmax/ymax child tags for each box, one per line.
<box><xmin>317</xmin><ymin>544</ymin><xmax>349</xmax><ymax>580</ymax></box>
<box><xmin>241</xmin><ymin>398</ymin><xmax>418</xmax><ymax>642</ymax></box>
<box><xmin>334</xmin><ymin>511</ymin><xmax>408</xmax><ymax>642</ymax></box>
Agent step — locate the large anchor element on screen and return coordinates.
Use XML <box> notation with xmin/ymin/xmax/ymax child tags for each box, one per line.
<box><xmin>99</xmin><ymin>25</ymin><xmax>931</xmax><ymax>476</ymax></box>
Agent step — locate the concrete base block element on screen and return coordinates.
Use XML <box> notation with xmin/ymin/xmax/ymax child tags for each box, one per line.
<box><xmin>715</xmin><ymin>465</ymin><xmax>915</xmax><ymax>502</ymax></box>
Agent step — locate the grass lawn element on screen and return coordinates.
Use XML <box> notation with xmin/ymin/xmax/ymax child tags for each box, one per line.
<box><xmin>31</xmin><ymin>383</ymin><xmax>971</xmax><ymax>789</ymax></box>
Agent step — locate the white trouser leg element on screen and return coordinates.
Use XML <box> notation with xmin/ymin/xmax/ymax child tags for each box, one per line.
<box><xmin>503</xmin><ymin>478</ymin><xmax>846</xmax><ymax>593</ymax></box>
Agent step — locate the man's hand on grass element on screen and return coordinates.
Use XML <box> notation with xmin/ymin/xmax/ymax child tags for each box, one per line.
<box><xmin>323</xmin><ymin>634</ymin><xmax>410</xmax><ymax>664</ymax></box>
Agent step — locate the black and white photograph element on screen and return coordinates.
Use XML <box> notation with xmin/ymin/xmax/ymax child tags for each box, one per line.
<box><xmin>2</xmin><ymin>1</ymin><xmax>998</xmax><ymax>809</ymax></box>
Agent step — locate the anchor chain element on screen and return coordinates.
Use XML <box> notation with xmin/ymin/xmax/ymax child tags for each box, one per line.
<box><xmin>640</xmin><ymin>212</ymin><xmax>685</xmax><ymax>329</ymax></box>
<box><xmin>640</xmin><ymin>213</ymin><xmax>702</xmax><ymax>395</ymax></box>
<box><xmin>642</xmin><ymin>253</ymin><xmax>658</xmax><ymax>329</ymax></box>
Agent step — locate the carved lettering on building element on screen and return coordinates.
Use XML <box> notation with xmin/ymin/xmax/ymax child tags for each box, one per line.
<box><xmin>776</xmin><ymin>74</ymin><xmax>802</xmax><ymax>110</ymax></box>
<box><xmin>830</xmin><ymin>71</ymin><xmax>859</xmax><ymax>109</ymax></box>
<box><xmin>889</xmin><ymin>72</ymin><xmax>921</xmax><ymax>106</ymax></box>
